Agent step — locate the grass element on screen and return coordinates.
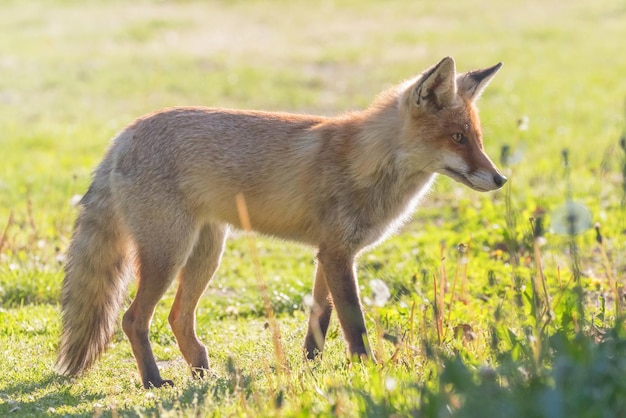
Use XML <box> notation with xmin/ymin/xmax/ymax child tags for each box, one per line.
<box><xmin>1</xmin><ymin>0</ymin><xmax>626</xmax><ymax>416</ymax></box>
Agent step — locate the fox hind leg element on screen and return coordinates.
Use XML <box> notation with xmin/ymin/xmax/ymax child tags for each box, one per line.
<box><xmin>169</xmin><ymin>223</ymin><xmax>227</xmax><ymax>379</ymax></box>
<box><xmin>304</xmin><ymin>263</ymin><xmax>333</xmax><ymax>359</ymax></box>
<box><xmin>122</xmin><ymin>214</ymin><xmax>198</xmax><ymax>389</ymax></box>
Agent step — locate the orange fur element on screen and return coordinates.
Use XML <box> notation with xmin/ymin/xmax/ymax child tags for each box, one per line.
<box><xmin>57</xmin><ymin>57</ymin><xmax>505</xmax><ymax>388</ymax></box>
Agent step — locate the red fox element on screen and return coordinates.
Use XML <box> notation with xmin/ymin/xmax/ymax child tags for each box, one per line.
<box><xmin>56</xmin><ymin>57</ymin><xmax>506</xmax><ymax>388</ymax></box>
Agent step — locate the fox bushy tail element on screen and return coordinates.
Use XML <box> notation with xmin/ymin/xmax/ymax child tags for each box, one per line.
<box><xmin>56</xmin><ymin>157</ymin><xmax>131</xmax><ymax>376</ymax></box>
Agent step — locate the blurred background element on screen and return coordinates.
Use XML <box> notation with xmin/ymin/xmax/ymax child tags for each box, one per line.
<box><xmin>1</xmin><ymin>0</ymin><xmax>626</xmax><ymax>415</ymax></box>
<box><xmin>2</xmin><ymin>0</ymin><xmax>625</xmax><ymax>209</ymax></box>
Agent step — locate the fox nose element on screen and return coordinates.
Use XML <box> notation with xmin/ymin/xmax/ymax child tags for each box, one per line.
<box><xmin>493</xmin><ymin>173</ymin><xmax>508</xmax><ymax>188</ymax></box>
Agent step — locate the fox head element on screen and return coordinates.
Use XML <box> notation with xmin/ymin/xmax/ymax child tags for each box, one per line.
<box><xmin>399</xmin><ymin>56</ymin><xmax>506</xmax><ymax>192</ymax></box>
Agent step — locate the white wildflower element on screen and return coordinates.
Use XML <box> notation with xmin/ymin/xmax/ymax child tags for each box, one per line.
<box><xmin>369</xmin><ymin>279</ymin><xmax>390</xmax><ymax>307</ymax></box>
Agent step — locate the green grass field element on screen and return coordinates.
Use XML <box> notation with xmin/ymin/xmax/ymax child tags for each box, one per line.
<box><xmin>1</xmin><ymin>0</ymin><xmax>626</xmax><ymax>416</ymax></box>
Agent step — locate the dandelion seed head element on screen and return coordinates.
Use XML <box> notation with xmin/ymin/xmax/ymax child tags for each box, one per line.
<box><xmin>303</xmin><ymin>294</ymin><xmax>314</xmax><ymax>308</ymax></box>
<box><xmin>385</xmin><ymin>376</ymin><xmax>397</xmax><ymax>391</ymax></box>
<box><xmin>517</xmin><ymin>115</ymin><xmax>529</xmax><ymax>131</ymax></box>
<box><xmin>369</xmin><ymin>279</ymin><xmax>390</xmax><ymax>307</ymax></box>
<box><xmin>69</xmin><ymin>194</ymin><xmax>83</xmax><ymax>207</ymax></box>
<box><xmin>551</xmin><ymin>201</ymin><xmax>592</xmax><ymax>236</ymax></box>
<box><xmin>500</xmin><ymin>143</ymin><xmax>524</xmax><ymax>166</ymax></box>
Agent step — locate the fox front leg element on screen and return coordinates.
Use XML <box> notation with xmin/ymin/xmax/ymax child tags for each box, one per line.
<box><xmin>316</xmin><ymin>249</ymin><xmax>373</xmax><ymax>361</ymax></box>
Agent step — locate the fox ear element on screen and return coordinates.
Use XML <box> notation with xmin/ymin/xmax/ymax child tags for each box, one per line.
<box><xmin>412</xmin><ymin>56</ymin><xmax>457</xmax><ymax>109</ymax></box>
<box><xmin>457</xmin><ymin>62</ymin><xmax>502</xmax><ymax>102</ymax></box>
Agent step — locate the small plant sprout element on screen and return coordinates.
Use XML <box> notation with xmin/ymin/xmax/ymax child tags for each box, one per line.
<box><xmin>499</xmin><ymin>117</ymin><xmax>527</xmax><ymax>168</ymax></box>
<box><xmin>364</xmin><ymin>279</ymin><xmax>392</xmax><ymax>362</ymax></box>
<box><xmin>551</xmin><ymin>148</ymin><xmax>592</xmax><ymax>328</ymax></box>
<box><xmin>528</xmin><ymin>211</ymin><xmax>554</xmax><ymax>369</ymax></box>
<box><xmin>447</xmin><ymin>242</ymin><xmax>470</xmax><ymax>325</ymax></box>
<box><xmin>620</xmin><ymin>134</ymin><xmax>626</xmax><ymax>200</ymax></box>
<box><xmin>620</xmin><ymin>96</ymin><xmax>626</xmax><ymax>200</ymax></box>
<box><xmin>552</xmin><ymin>149</ymin><xmax>592</xmax><ymax>236</ymax></box>
<box><xmin>595</xmin><ymin>223</ymin><xmax>622</xmax><ymax>318</ymax></box>
<box><xmin>235</xmin><ymin>193</ymin><xmax>289</xmax><ymax>386</ymax></box>
<box><xmin>500</xmin><ymin>143</ymin><xmax>525</xmax><ymax>180</ymax></box>
<box><xmin>500</xmin><ymin>144</ymin><xmax>511</xmax><ymax>167</ymax></box>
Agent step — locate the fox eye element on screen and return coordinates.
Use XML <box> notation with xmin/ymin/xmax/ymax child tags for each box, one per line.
<box><xmin>451</xmin><ymin>133</ymin><xmax>467</xmax><ymax>144</ymax></box>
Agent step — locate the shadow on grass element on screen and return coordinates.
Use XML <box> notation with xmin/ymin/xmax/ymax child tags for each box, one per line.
<box><xmin>0</xmin><ymin>373</ymin><xmax>103</xmax><ymax>417</ymax></box>
<box><xmin>0</xmin><ymin>352</ymin><xmax>257</xmax><ymax>417</ymax></box>
<box><xmin>119</xmin><ymin>373</ymin><xmax>255</xmax><ymax>417</ymax></box>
